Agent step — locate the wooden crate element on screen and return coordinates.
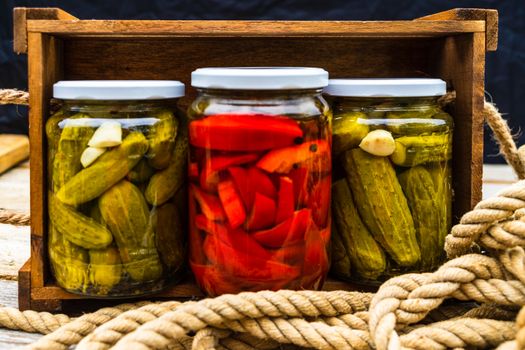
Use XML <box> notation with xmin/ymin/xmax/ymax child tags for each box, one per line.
<box><xmin>13</xmin><ymin>7</ymin><xmax>498</xmax><ymax>312</ymax></box>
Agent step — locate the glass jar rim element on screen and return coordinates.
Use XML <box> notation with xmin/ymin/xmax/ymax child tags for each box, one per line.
<box><xmin>191</xmin><ymin>67</ymin><xmax>329</xmax><ymax>90</ymax></box>
<box><xmin>53</xmin><ymin>80</ymin><xmax>185</xmax><ymax>100</ymax></box>
<box><xmin>323</xmin><ymin>78</ymin><xmax>446</xmax><ymax>97</ymax></box>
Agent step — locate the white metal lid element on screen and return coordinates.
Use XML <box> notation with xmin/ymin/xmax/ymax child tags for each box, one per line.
<box><xmin>191</xmin><ymin>67</ymin><xmax>329</xmax><ymax>90</ymax></box>
<box><xmin>323</xmin><ymin>78</ymin><xmax>446</xmax><ymax>97</ymax></box>
<box><xmin>53</xmin><ymin>80</ymin><xmax>185</xmax><ymax>100</ymax></box>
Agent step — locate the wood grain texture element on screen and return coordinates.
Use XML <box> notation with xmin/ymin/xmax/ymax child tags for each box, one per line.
<box><xmin>0</xmin><ymin>280</ymin><xmax>42</xmax><ymax>349</ymax></box>
<box><xmin>431</xmin><ymin>33</ymin><xmax>486</xmax><ymax>223</ymax></box>
<box><xmin>13</xmin><ymin>7</ymin><xmax>76</xmax><ymax>54</ymax></box>
<box><xmin>63</xmin><ymin>37</ymin><xmax>435</xmax><ymax>107</ymax></box>
<box><xmin>417</xmin><ymin>8</ymin><xmax>498</xmax><ymax>51</ymax></box>
<box><xmin>0</xmin><ymin>224</ymin><xmax>29</xmax><ymax>280</ymax></box>
<box><xmin>0</xmin><ymin>161</ymin><xmax>29</xmax><ymax>213</ymax></box>
<box><xmin>0</xmin><ymin>135</ymin><xmax>29</xmax><ymax>175</ymax></box>
<box><xmin>27</xmin><ymin>33</ymin><xmax>63</xmax><ymax>289</ymax></box>
<box><xmin>26</xmin><ymin>19</ymin><xmax>485</xmax><ymax>38</ymax></box>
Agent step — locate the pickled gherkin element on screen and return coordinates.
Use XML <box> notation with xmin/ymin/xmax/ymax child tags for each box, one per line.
<box><xmin>47</xmin><ymin>82</ymin><xmax>186</xmax><ymax>297</ymax></box>
<box><xmin>398</xmin><ymin>167</ymin><xmax>443</xmax><ymax>269</ymax></box>
<box><xmin>428</xmin><ymin>162</ymin><xmax>453</xmax><ymax>249</ymax></box>
<box><xmin>152</xmin><ymin>203</ymin><xmax>185</xmax><ymax>272</ymax></box>
<box><xmin>390</xmin><ymin>134</ymin><xmax>451</xmax><ymax>167</ymax></box>
<box><xmin>332</xmin><ymin>179</ymin><xmax>386</xmax><ymax>279</ymax></box>
<box><xmin>57</xmin><ymin>132</ymin><xmax>149</xmax><ymax>206</ymax></box>
<box><xmin>329</xmin><ymin>222</ymin><xmax>351</xmax><ymax>278</ymax></box>
<box><xmin>89</xmin><ymin>246</ymin><xmax>122</xmax><ymax>295</ymax></box>
<box><xmin>332</xmin><ymin>112</ymin><xmax>368</xmax><ymax>155</ymax></box>
<box><xmin>99</xmin><ymin>180</ymin><xmax>162</xmax><ymax>282</ymax></box>
<box><xmin>343</xmin><ymin>149</ymin><xmax>420</xmax><ymax>266</ymax></box>
<box><xmin>146</xmin><ymin>110</ymin><xmax>179</xmax><ymax>169</ymax></box>
<box><xmin>145</xmin><ymin>125</ymin><xmax>188</xmax><ymax>206</ymax></box>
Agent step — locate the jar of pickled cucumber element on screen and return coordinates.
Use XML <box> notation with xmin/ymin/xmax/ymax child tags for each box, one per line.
<box><xmin>47</xmin><ymin>80</ymin><xmax>187</xmax><ymax>297</ymax></box>
<box><xmin>324</xmin><ymin>79</ymin><xmax>453</xmax><ymax>285</ymax></box>
<box><xmin>187</xmin><ymin>67</ymin><xmax>331</xmax><ymax>296</ymax></box>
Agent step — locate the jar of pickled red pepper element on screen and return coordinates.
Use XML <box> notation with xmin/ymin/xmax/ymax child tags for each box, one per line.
<box><xmin>47</xmin><ymin>80</ymin><xmax>187</xmax><ymax>297</ymax></box>
<box><xmin>324</xmin><ymin>79</ymin><xmax>453</xmax><ymax>285</ymax></box>
<box><xmin>188</xmin><ymin>67</ymin><xmax>331</xmax><ymax>296</ymax></box>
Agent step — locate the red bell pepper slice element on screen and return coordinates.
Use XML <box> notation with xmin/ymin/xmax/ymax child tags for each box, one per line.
<box><xmin>247</xmin><ymin>167</ymin><xmax>277</xmax><ymax>198</ymax></box>
<box><xmin>288</xmin><ymin>167</ymin><xmax>310</xmax><ymax>207</ymax></box>
<box><xmin>301</xmin><ymin>221</ymin><xmax>329</xmax><ymax>289</ymax></box>
<box><xmin>189</xmin><ymin>162</ymin><xmax>199</xmax><ymax>181</ymax></box>
<box><xmin>204</xmin><ymin>234</ymin><xmax>300</xmax><ymax>281</ymax></box>
<box><xmin>200</xmin><ymin>153</ymin><xmax>259</xmax><ymax>192</ymax></box>
<box><xmin>190</xmin><ymin>262</ymin><xmax>239</xmax><ymax>296</ymax></box>
<box><xmin>217</xmin><ymin>178</ymin><xmax>247</xmax><ymax>229</ymax></box>
<box><xmin>244</xmin><ymin>192</ymin><xmax>276</xmax><ymax>231</ymax></box>
<box><xmin>196</xmin><ymin>214</ymin><xmax>271</xmax><ymax>260</ymax></box>
<box><xmin>228</xmin><ymin>167</ymin><xmax>253</xmax><ymax>210</ymax></box>
<box><xmin>307</xmin><ymin>175</ymin><xmax>332</xmax><ymax>228</ymax></box>
<box><xmin>189</xmin><ymin>192</ymin><xmax>207</xmax><ymax>265</ymax></box>
<box><xmin>256</xmin><ymin>140</ymin><xmax>330</xmax><ymax>174</ymax></box>
<box><xmin>275</xmin><ymin>176</ymin><xmax>295</xmax><ymax>224</ymax></box>
<box><xmin>252</xmin><ymin>208</ymin><xmax>311</xmax><ymax>248</ymax></box>
<box><xmin>269</xmin><ymin>244</ymin><xmax>305</xmax><ymax>266</ymax></box>
<box><xmin>191</xmin><ymin>184</ymin><xmax>226</xmax><ymax>221</ymax></box>
<box><xmin>189</xmin><ymin>113</ymin><xmax>304</xmax><ymax>151</ymax></box>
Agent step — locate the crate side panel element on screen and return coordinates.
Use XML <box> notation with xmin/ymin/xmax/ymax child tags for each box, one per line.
<box><xmin>28</xmin><ymin>33</ymin><xmax>63</xmax><ymax>288</ymax></box>
<box><xmin>430</xmin><ymin>33</ymin><xmax>485</xmax><ymax>222</ymax></box>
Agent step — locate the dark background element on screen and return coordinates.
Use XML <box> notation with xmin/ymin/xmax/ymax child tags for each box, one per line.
<box><xmin>1</xmin><ymin>0</ymin><xmax>523</xmax><ymax>163</ymax></box>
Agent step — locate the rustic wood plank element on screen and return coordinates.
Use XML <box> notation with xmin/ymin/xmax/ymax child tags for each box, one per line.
<box><xmin>27</xmin><ymin>20</ymin><xmax>485</xmax><ymax>37</ymax></box>
<box><xmin>0</xmin><ymin>135</ymin><xmax>29</xmax><ymax>175</ymax></box>
<box><xmin>0</xmin><ymin>225</ymin><xmax>29</xmax><ymax>280</ymax></box>
<box><xmin>28</xmin><ymin>33</ymin><xmax>63</xmax><ymax>289</ymax></box>
<box><xmin>431</xmin><ymin>33</ymin><xmax>486</xmax><ymax>223</ymax></box>
<box><xmin>0</xmin><ymin>280</ymin><xmax>42</xmax><ymax>349</ymax></box>
<box><xmin>63</xmin><ymin>37</ymin><xmax>435</xmax><ymax>108</ymax></box>
<box><xmin>13</xmin><ymin>7</ymin><xmax>76</xmax><ymax>54</ymax></box>
<box><xmin>0</xmin><ymin>161</ymin><xmax>29</xmax><ymax>213</ymax></box>
<box><xmin>417</xmin><ymin>8</ymin><xmax>498</xmax><ymax>51</ymax></box>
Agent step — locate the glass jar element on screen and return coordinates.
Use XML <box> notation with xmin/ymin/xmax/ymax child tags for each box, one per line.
<box><xmin>46</xmin><ymin>80</ymin><xmax>186</xmax><ymax>297</ymax></box>
<box><xmin>187</xmin><ymin>67</ymin><xmax>331</xmax><ymax>296</ymax></box>
<box><xmin>324</xmin><ymin>79</ymin><xmax>453</xmax><ymax>285</ymax></box>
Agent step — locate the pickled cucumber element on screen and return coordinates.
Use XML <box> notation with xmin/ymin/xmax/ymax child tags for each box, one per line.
<box><xmin>332</xmin><ymin>178</ymin><xmax>386</xmax><ymax>279</ymax></box>
<box><xmin>49</xmin><ymin>193</ymin><xmax>113</xmax><ymax>249</ymax></box>
<box><xmin>398</xmin><ymin>166</ymin><xmax>443</xmax><ymax>269</ymax></box>
<box><xmin>152</xmin><ymin>203</ymin><xmax>185</xmax><ymax>271</ymax></box>
<box><xmin>428</xmin><ymin>162</ymin><xmax>453</xmax><ymax>249</ymax></box>
<box><xmin>332</xmin><ymin>112</ymin><xmax>369</xmax><ymax>155</ymax></box>
<box><xmin>57</xmin><ymin>132</ymin><xmax>149</xmax><ymax>206</ymax></box>
<box><xmin>329</xmin><ymin>222</ymin><xmax>351</xmax><ymax>278</ymax></box>
<box><xmin>146</xmin><ymin>110</ymin><xmax>178</xmax><ymax>169</ymax></box>
<box><xmin>343</xmin><ymin>149</ymin><xmax>420</xmax><ymax>266</ymax></box>
<box><xmin>89</xmin><ymin>246</ymin><xmax>122</xmax><ymax>295</ymax></box>
<box><xmin>99</xmin><ymin>180</ymin><xmax>162</xmax><ymax>282</ymax></box>
<box><xmin>48</xmin><ymin>235</ymin><xmax>89</xmax><ymax>292</ymax></box>
<box><xmin>127</xmin><ymin>159</ymin><xmax>155</xmax><ymax>183</ymax></box>
<box><xmin>145</xmin><ymin>124</ymin><xmax>188</xmax><ymax>206</ymax></box>
<box><xmin>390</xmin><ymin>133</ymin><xmax>451</xmax><ymax>167</ymax></box>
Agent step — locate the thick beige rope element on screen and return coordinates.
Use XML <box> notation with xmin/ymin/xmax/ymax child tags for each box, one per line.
<box><xmin>484</xmin><ymin>101</ymin><xmax>525</xmax><ymax>179</ymax></box>
<box><xmin>0</xmin><ymin>208</ymin><xmax>30</xmax><ymax>226</ymax></box>
<box><xmin>23</xmin><ymin>302</ymin><xmax>152</xmax><ymax>350</ymax></box>
<box><xmin>0</xmin><ymin>307</ymin><xmax>70</xmax><ymax>334</ymax></box>
<box><xmin>0</xmin><ymin>89</ymin><xmax>29</xmax><ymax>105</ymax></box>
<box><xmin>368</xmin><ymin>248</ymin><xmax>525</xmax><ymax>350</ymax></box>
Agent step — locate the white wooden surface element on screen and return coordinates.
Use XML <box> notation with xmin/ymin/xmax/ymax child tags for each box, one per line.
<box><xmin>0</xmin><ymin>163</ymin><xmax>517</xmax><ymax>348</ymax></box>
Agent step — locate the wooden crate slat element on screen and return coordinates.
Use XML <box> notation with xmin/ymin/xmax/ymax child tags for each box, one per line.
<box><xmin>26</xmin><ymin>19</ymin><xmax>485</xmax><ymax>37</ymax></box>
<box><xmin>417</xmin><ymin>8</ymin><xmax>498</xmax><ymax>50</ymax></box>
